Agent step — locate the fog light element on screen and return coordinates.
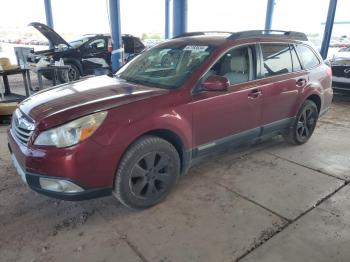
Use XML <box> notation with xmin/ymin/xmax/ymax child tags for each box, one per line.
<box><xmin>39</xmin><ymin>178</ymin><xmax>84</xmax><ymax>193</ymax></box>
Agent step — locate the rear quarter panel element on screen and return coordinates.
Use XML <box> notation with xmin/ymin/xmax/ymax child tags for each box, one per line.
<box><xmin>296</xmin><ymin>64</ymin><xmax>332</xmax><ymax>115</ymax></box>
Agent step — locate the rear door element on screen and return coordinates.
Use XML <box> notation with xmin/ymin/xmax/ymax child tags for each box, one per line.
<box><xmin>192</xmin><ymin>45</ymin><xmax>263</xmax><ymax>156</ymax></box>
<box><xmin>258</xmin><ymin>43</ymin><xmax>307</xmax><ymax>134</ymax></box>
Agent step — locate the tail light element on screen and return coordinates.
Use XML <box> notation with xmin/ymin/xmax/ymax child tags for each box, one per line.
<box><xmin>108</xmin><ymin>38</ymin><xmax>112</xmax><ymax>53</ymax></box>
<box><xmin>326</xmin><ymin>66</ymin><xmax>332</xmax><ymax>77</ymax></box>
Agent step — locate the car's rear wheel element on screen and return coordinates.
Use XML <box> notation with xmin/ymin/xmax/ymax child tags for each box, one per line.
<box><xmin>114</xmin><ymin>136</ymin><xmax>180</xmax><ymax>209</ymax></box>
<box><xmin>59</xmin><ymin>63</ymin><xmax>80</xmax><ymax>83</ymax></box>
<box><xmin>284</xmin><ymin>100</ymin><xmax>319</xmax><ymax>145</ymax></box>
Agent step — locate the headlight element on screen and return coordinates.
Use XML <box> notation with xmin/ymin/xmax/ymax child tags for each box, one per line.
<box><xmin>34</xmin><ymin>111</ymin><xmax>107</xmax><ymax>148</ymax></box>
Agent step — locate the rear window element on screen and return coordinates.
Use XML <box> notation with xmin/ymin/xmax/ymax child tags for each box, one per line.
<box><xmin>261</xmin><ymin>44</ymin><xmax>293</xmax><ymax>77</ymax></box>
<box><xmin>296</xmin><ymin>45</ymin><xmax>320</xmax><ymax>70</ymax></box>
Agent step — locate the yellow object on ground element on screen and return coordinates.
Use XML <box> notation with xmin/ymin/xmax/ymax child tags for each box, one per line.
<box><xmin>0</xmin><ymin>102</ymin><xmax>17</xmax><ymax>116</ymax></box>
<box><xmin>0</xmin><ymin>57</ymin><xmax>18</xmax><ymax>71</ymax></box>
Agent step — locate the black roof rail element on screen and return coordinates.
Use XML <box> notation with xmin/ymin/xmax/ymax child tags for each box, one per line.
<box><xmin>228</xmin><ymin>30</ymin><xmax>308</xmax><ymax>41</ymax></box>
<box><xmin>172</xmin><ymin>31</ymin><xmax>233</xmax><ymax>39</ymax></box>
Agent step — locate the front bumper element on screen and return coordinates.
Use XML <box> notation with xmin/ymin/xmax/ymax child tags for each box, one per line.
<box><xmin>331</xmin><ymin>65</ymin><xmax>350</xmax><ymax>93</ymax></box>
<box><xmin>8</xmin><ymin>146</ymin><xmax>112</xmax><ymax>201</ymax></box>
<box><xmin>26</xmin><ymin>173</ymin><xmax>112</xmax><ymax>201</ymax></box>
<box><xmin>333</xmin><ymin>76</ymin><xmax>350</xmax><ymax>84</ymax></box>
<box><xmin>332</xmin><ymin>81</ymin><xmax>350</xmax><ymax>94</ymax></box>
<box><xmin>7</xmin><ymin>128</ymin><xmax>113</xmax><ymax>201</ymax></box>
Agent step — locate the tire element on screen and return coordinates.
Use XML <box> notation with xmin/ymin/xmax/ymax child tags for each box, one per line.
<box><xmin>59</xmin><ymin>63</ymin><xmax>80</xmax><ymax>83</ymax></box>
<box><xmin>283</xmin><ymin>100</ymin><xmax>319</xmax><ymax>145</ymax></box>
<box><xmin>114</xmin><ymin>136</ymin><xmax>180</xmax><ymax>209</ymax></box>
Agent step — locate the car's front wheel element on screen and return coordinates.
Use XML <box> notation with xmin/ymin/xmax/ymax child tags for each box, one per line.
<box><xmin>114</xmin><ymin>136</ymin><xmax>180</xmax><ymax>209</ymax></box>
<box><xmin>59</xmin><ymin>63</ymin><xmax>80</xmax><ymax>83</ymax></box>
<box><xmin>284</xmin><ymin>100</ymin><xmax>319</xmax><ymax>145</ymax></box>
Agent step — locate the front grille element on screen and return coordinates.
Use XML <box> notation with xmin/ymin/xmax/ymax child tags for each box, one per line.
<box><xmin>332</xmin><ymin>65</ymin><xmax>350</xmax><ymax>78</ymax></box>
<box><xmin>11</xmin><ymin>109</ymin><xmax>35</xmax><ymax>145</ymax></box>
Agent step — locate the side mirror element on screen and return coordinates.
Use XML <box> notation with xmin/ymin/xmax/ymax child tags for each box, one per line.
<box><xmin>202</xmin><ymin>75</ymin><xmax>229</xmax><ymax>91</ymax></box>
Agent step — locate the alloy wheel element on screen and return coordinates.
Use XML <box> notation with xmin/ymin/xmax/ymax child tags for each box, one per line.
<box><xmin>296</xmin><ymin>107</ymin><xmax>316</xmax><ymax>141</ymax></box>
<box><xmin>68</xmin><ymin>67</ymin><xmax>77</xmax><ymax>81</ymax></box>
<box><xmin>129</xmin><ymin>151</ymin><xmax>172</xmax><ymax>199</ymax></box>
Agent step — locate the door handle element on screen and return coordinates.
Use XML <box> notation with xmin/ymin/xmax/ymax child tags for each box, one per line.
<box><xmin>248</xmin><ymin>88</ymin><xmax>262</xmax><ymax>99</ymax></box>
<box><xmin>296</xmin><ymin>78</ymin><xmax>306</xmax><ymax>87</ymax></box>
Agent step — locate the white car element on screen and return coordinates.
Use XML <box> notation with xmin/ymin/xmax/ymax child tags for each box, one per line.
<box><xmin>329</xmin><ymin>47</ymin><xmax>350</xmax><ymax>93</ymax></box>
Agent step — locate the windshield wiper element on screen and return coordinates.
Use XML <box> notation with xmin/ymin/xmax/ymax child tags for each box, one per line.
<box><xmin>123</xmin><ymin>78</ymin><xmax>154</xmax><ymax>87</ymax></box>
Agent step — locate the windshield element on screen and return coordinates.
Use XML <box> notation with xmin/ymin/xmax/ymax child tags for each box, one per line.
<box><xmin>69</xmin><ymin>36</ymin><xmax>91</xmax><ymax>48</ymax></box>
<box><xmin>116</xmin><ymin>43</ymin><xmax>214</xmax><ymax>89</ymax></box>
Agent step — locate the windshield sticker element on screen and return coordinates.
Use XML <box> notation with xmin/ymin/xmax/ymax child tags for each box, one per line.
<box><xmin>183</xmin><ymin>45</ymin><xmax>208</xmax><ymax>52</ymax></box>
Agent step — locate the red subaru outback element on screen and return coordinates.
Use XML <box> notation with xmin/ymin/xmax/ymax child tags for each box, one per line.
<box><xmin>8</xmin><ymin>31</ymin><xmax>333</xmax><ymax>209</ymax></box>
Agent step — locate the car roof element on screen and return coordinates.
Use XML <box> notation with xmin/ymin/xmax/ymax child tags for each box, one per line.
<box><xmin>168</xmin><ymin>35</ymin><xmax>229</xmax><ymax>47</ymax></box>
<box><xmin>170</xmin><ymin>30</ymin><xmax>309</xmax><ymax>47</ymax></box>
<box><xmin>83</xmin><ymin>34</ymin><xmax>138</xmax><ymax>38</ymax></box>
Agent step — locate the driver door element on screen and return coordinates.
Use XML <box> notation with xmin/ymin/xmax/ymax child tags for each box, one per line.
<box><xmin>192</xmin><ymin>45</ymin><xmax>263</xmax><ymax>156</ymax></box>
<box><xmin>81</xmin><ymin>37</ymin><xmax>110</xmax><ymax>75</ymax></box>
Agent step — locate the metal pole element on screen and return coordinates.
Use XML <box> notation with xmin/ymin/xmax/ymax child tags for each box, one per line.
<box><xmin>165</xmin><ymin>0</ymin><xmax>171</xmax><ymax>39</ymax></box>
<box><xmin>109</xmin><ymin>0</ymin><xmax>123</xmax><ymax>72</ymax></box>
<box><xmin>264</xmin><ymin>0</ymin><xmax>275</xmax><ymax>31</ymax></box>
<box><xmin>173</xmin><ymin>0</ymin><xmax>187</xmax><ymax>37</ymax></box>
<box><xmin>320</xmin><ymin>0</ymin><xmax>338</xmax><ymax>59</ymax></box>
<box><xmin>44</xmin><ymin>0</ymin><xmax>54</xmax><ymax>49</ymax></box>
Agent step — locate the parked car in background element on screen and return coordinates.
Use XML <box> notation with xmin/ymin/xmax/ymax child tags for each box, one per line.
<box><xmin>28</xmin><ymin>22</ymin><xmax>145</xmax><ymax>82</ymax></box>
<box><xmin>8</xmin><ymin>30</ymin><xmax>332</xmax><ymax>209</ymax></box>
<box><xmin>328</xmin><ymin>46</ymin><xmax>350</xmax><ymax>93</ymax></box>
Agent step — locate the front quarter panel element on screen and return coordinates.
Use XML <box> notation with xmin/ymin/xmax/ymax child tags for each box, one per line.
<box><xmin>98</xmin><ymin>91</ymin><xmax>193</xmax><ymax>150</ymax></box>
<box><xmin>86</xmin><ymin>91</ymin><xmax>192</xmax><ymax>185</ymax></box>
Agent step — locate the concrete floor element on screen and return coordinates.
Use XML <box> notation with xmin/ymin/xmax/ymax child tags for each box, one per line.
<box><xmin>0</xmin><ymin>96</ymin><xmax>349</xmax><ymax>262</ymax></box>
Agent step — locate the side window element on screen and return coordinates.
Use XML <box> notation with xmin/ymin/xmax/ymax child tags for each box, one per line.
<box><xmin>207</xmin><ymin>46</ymin><xmax>254</xmax><ymax>85</ymax></box>
<box><xmin>296</xmin><ymin>45</ymin><xmax>320</xmax><ymax>70</ymax></box>
<box><xmin>261</xmin><ymin>44</ymin><xmax>293</xmax><ymax>77</ymax></box>
<box><xmin>89</xmin><ymin>38</ymin><xmax>106</xmax><ymax>50</ymax></box>
<box><xmin>290</xmin><ymin>45</ymin><xmax>302</xmax><ymax>72</ymax></box>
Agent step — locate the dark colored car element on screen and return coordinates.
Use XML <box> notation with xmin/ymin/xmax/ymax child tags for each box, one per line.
<box><xmin>328</xmin><ymin>47</ymin><xmax>350</xmax><ymax>94</ymax></box>
<box><xmin>28</xmin><ymin>22</ymin><xmax>145</xmax><ymax>82</ymax></box>
<box><xmin>8</xmin><ymin>30</ymin><xmax>333</xmax><ymax>209</ymax></box>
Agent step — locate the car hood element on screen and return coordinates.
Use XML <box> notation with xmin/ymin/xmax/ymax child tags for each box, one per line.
<box><xmin>19</xmin><ymin>75</ymin><xmax>168</xmax><ymax>129</ymax></box>
<box><xmin>29</xmin><ymin>22</ymin><xmax>70</xmax><ymax>47</ymax></box>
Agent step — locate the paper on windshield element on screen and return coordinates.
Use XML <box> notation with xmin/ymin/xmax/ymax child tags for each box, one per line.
<box><xmin>183</xmin><ymin>45</ymin><xmax>208</xmax><ymax>53</ymax></box>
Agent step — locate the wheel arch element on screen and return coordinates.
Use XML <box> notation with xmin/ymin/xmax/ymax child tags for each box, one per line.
<box><xmin>142</xmin><ymin>129</ymin><xmax>189</xmax><ymax>175</ymax></box>
<box><xmin>62</xmin><ymin>58</ymin><xmax>83</xmax><ymax>75</ymax></box>
<box><xmin>305</xmin><ymin>94</ymin><xmax>321</xmax><ymax>113</ymax></box>
<box><xmin>116</xmin><ymin>128</ymin><xmax>190</xmax><ymax>179</ymax></box>
<box><xmin>112</xmin><ymin>127</ymin><xmax>190</xmax><ymax>190</ymax></box>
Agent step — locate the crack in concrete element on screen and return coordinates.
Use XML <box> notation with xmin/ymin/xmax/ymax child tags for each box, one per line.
<box><xmin>267</xmin><ymin>151</ymin><xmax>348</xmax><ymax>182</ymax></box>
<box><xmin>123</xmin><ymin>237</ymin><xmax>149</xmax><ymax>262</ymax></box>
<box><xmin>233</xmin><ymin>181</ymin><xmax>348</xmax><ymax>262</ymax></box>
<box><xmin>215</xmin><ymin>182</ymin><xmax>291</xmax><ymax>223</ymax></box>
<box><xmin>95</xmin><ymin>207</ymin><xmax>149</xmax><ymax>262</ymax></box>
